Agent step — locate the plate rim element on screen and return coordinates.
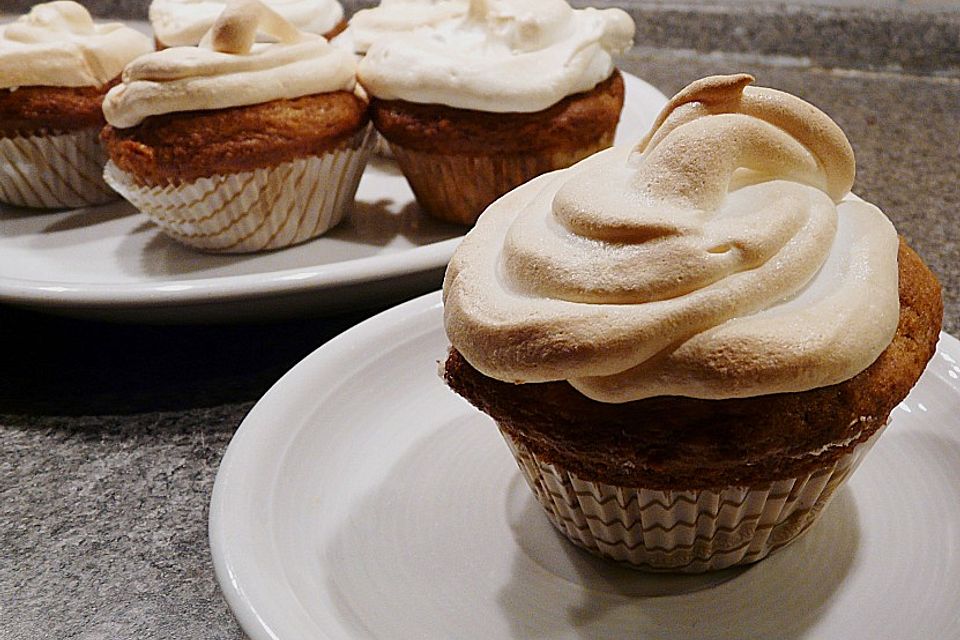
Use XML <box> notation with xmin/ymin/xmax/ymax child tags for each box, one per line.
<box><xmin>0</xmin><ymin>234</ymin><xmax>460</xmax><ymax>308</ymax></box>
<box><xmin>0</xmin><ymin>72</ymin><xmax>667</xmax><ymax>310</ymax></box>
<box><xmin>209</xmin><ymin>288</ymin><xmax>960</xmax><ymax>640</ymax></box>
<box><xmin>209</xmin><ymin>290</ymin><xmax>445</xmax><ymax>640</ymax></box>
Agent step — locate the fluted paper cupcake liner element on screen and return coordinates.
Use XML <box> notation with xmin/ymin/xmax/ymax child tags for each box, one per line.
<box><xmin>501</xmin><ymin>424</ymin><xmax>885</xmax><ymax>573</ymax></box>
<box><xmin>103</xmin><ymin>125</ymin><xmax>374</xmax><ymax>253</ymax></box>
<box><xmin>0</xmin><ymin>128</ymin><xmax>117</xmax><ymax>209</ymax></box>
<box><xmin>388</xmin><ymin>134</ymin><xmax>612</xmax><ymax>225</ymax></box>
<box><xmin>373</xmin><ymin>132</ymin><xmax>394</xmax><ymax>159</ymax></box>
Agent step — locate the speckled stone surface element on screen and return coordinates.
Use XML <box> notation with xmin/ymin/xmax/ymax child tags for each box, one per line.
<box><xmin>605</xmin><ymin>2</ymin><xmax>960</xmax><ymax>76</ymax></box>
<box><xmin>1</xmin><ymin>310</ymin><xmax>383</xmax><ymax>640</ymax></box>
<box><xmin>1</xmin><ymin>5</ymin><xmax>958</xmax><ymax>640</ymax></box>
<box><xmin>3</xmin><ymin>407</ymin><xmax>247</xmax><ymax>639</ymax></box>
<box><xmin>4</xmin><ymin>0</ymin><xmax>960</xmax><ymax>76</ymax></box>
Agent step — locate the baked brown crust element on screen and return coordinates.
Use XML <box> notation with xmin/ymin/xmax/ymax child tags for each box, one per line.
<box><xmin>444</xmin><ymin>238</ymin><xmax>943</xmax><ymax>490</ymax></box>
<box><xmin>369</xmin><ymin>70</ymin><xmax>625</xmax><ymax>155</ymax></box>
<box><xmin>0</xmin><ymin>80</ymin><xmax>117</xmax><ymax>137</ymax></box>
<box><xmin>100</xmin><ymin>91</ymin><xmax>369</xmax><ymax>185</ymax></box>
<box><xmin>323</xmin><ymin>18</ymin><xmax>348</xmax><ymax>40</ymax></box>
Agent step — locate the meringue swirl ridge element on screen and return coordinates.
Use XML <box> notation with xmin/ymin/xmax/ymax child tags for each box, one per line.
<box><xmin>357</xmin><ymin>0</ymin><xmax>634</xmax><ymax>113</ymax></box>
<box><xmin>103</xmin><ymin>0</ymin><xmax>356</xmax><ymax>128</ymax></box>
<box><xmin>0</xmin><ymin>1</ymin><xmax>153</xmax><ymax>89</ymax></box>
<box><xmin>443</xmin><ymin>74</ymin><xmax>900</xmax><ymax>402</ymax></box>
<box><xmin>150</xmin><ymin>0</ymin><xmax>344</xmax><ymax>48</ymax></box>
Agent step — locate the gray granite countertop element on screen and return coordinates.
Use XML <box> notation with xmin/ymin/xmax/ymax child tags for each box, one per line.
<box><xmin>1</xmin><ymin>3</ymin><xmax>958</xmax><ymax>639</ymax></box>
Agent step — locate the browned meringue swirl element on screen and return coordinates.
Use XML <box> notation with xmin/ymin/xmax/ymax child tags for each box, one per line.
<box><xmin>443</xmin><ymin>74</ymin><xmax>900</xmax><ymax>401</ymax></box>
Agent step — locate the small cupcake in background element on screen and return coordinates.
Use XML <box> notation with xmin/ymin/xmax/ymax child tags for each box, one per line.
<box><xmin>334</xmin><ymin>0</ymin><xmax>467</xmax><ymax>55</ymax></box>
<box><xmin>101</xmin><ymin>0</ymin><xmax>373</xmax><ymax>253</ymax></box>
<box><xmin>357</xmin><ymin>0</ymin><xmax>635</xmax><ymax>225</ymax></box>
<box><xmin>149</xmin><ymin>0</ymin><xmax>346</xmax><ymax>48</ymax></box>
<box><xmin>443</xmin><ymin>75</ymin><xmax>943</xmax><ymax>572</ymax></box>
<box><xmin>0</xmin><ymin>1</ymin><xmax>152</xmax><ymax>209</ymax></box>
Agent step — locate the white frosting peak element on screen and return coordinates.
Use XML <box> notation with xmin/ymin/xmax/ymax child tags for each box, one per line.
<box><xmin>149</xmin><ymin>0</ymin><xmax>344</xmax><ymax>47</ymax></box>
<box><xmin>443</xmin><ymin>75</ymin><xmax>901</xmax><ymax>401</ymax></box>
<box><xmin>0</xmin><ymin>2</ymin><xmax>153</xmax><ymax>88</ymax></box>
<box><xmin>103</xmin><ymin>0</ymin><xmax>357</xmax><ymax>128</ymax></box>
<box><xmin>357</xmin><ymin>0</ymin><xmax>634</xmax><ymax>112</ymax></box>
<box><xmin>343</xmin><ymin>0</ymin><xmax>467</xmax><ymax>54</ymax></box>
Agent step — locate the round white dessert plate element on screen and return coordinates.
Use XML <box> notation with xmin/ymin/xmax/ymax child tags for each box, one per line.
<box><xmin>0</xmin><ymin>74</ymin><xmax>667</xmax><ymax>323</ymax></box>
<box><xmin>210</xmin><ymin>290</ymin><xmax>960</xmax><ymax>640</ymax></box>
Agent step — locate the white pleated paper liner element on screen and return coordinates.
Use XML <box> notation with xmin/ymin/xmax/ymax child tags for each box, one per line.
<box><xmin>373</xmin><ymin>131</ymin><xmax>394</xmax><ymax>158</ymax></box>
<box><xmin>103</xmin><ymin>125</ymin><xmax>374</xmax><ymax>253</ymax></box>
<box><xmin>387</xmin><ymin>132</ymin><xmax>613</xmax><ymax>225</ymax></box>
<box><xmin>502</xmin><ymin>423</ymin><xmax>886</xmax><ymax>573</ymax></box>
<box><xmin>0</xmin><ymin>127</ymin><xmax>117</xmax><ymax>209</ymax></box>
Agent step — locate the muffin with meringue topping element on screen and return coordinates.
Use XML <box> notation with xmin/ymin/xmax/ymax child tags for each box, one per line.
<box><xmin>149</xmin><ymin>0</ymin><xmax>346</xmax><ymax>49</ymax></box>
<box><xmin>0</xmin><ymin>1</ymin><xmax>152</xmax><ymax>209</ymax></box>
<box><xmin>357</xmin><ymin>0</ymin><xmax>634</xmax><ymax>225</ymax></box>
<box><xmin>101</xmin><ymin>0</ymin><xmax>373</xmax><ymax>253</ymax></box>
<box><xmin>442</xmin><ymin>75</ymin><xmax>943</xmax><ymax>572</ymax></box>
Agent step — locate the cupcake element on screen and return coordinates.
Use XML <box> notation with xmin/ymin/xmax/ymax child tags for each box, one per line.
<box><xmin>0</xmin><ymin>1</ymin><xmax>152</xmax><ymax>209</ymax></box>
<box><xmin>442</xmin><ymin>75</ymin><xmax>943</xmax><ymax>572</ymax></box>
<box><xmin>357</xmin><ymin>0</ymin><xmax>635</xmax><ymax>225</ymax></box>
<box><xmin>101</xmin><ymin>0</ymin><xmax>373</xmax><ymax>253</ymax></box>
<box><xmin>149</xmin><ymin>0</ymin><xmax>346</xmax><ymax>49</ymax></box>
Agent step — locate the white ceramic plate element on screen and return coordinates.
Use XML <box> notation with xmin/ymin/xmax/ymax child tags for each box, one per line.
<box><xmin>0</xmin><ymin>74</ymin><xmax>667</xmax><ymax>323</ymax></box>
<box><xmin>210</xmin><ymin>290</ymin><xmax>960</xmax><ymax>640</ymax></box>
